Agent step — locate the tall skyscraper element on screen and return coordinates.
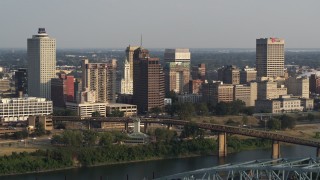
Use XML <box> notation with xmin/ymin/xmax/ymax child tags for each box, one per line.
<box><xmin>164</xmin><ymin>49</ymin><xmax>190</xmax><ymax>94</ymax></box>
<box><xmin>15</xmin><ymin>68</ymin><xmax>28</xmax><ymax>96</ymax></box>
<box><xmin>256</xmin><ymin>38</ymin><xmax>285</xmax><ymax>78</ymax></box>
<box><xmin>81</xmin><ymin>59</ymin><xmax>117</xmax><ymax>103</ymax></box>
<box><xmin>27</xmin><ymin>28</ymin><xmax>56</xmax><ymax>99</ymax></box>
<box><xmin>51</xmin><ymin>73</ymin><xmax>75</xmax><ymax>107</ymax></box>
<box><xmin>120</xmin><ymin>58</ymin><xmax>133</xmax><ymax>94</ymax></box>
<box><xmin>125</xmin><ymin>45</ymin><xmax>139</xmax><ymax>81</ymax></box>
<box><xmin>133</xmin><ymin>47</ymin><xmax>165</xmax><ymax>114</ymax></box>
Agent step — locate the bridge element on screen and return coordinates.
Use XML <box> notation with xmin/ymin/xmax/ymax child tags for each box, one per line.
<box><xmin>155</xmin><ymin>157</ymin><xmax>320</xmax><ymax>180</ymax></box>
<box><xmin>51</xmin><ymin>116</ymin><xmax>320</xmax><ymax>158</ymax></box>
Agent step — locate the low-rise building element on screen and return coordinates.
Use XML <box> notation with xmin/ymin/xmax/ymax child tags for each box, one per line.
<box><xmin>233</xmin><ymin>82</ymin><xmax>257</xmax><ymax>106</ymax></box>
<box><xmin>106</xmin><ymin>103</ymin><xmax>137</xmax><ymax>117</ymax></box>
<box><xmin>28</xmin><ymin>115</ymin><xmax>53</xmax><ymax>131</ymax></box>
<box><xmin>255</xmin><ymin>95</ymin><xmax>304</xmax><ymax>113</ymax></box>
<box><xmin>66</xmin><ymin>102</ymin><xmax>108</xmax><ymax>118</ymax></box>
<box><xmin>177</xmin><ymin>94</ymin><xmax>202</xmax><ymax>103</ymax></box>
<box><xmin>0</xmin><ymin>97</ymin><xmax>53</xmax><ymax>121</ymax></box>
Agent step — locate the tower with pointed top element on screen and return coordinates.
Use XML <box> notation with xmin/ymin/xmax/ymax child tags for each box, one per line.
<box><xmin>121</xmin><ymin>58</ymin><xmax>133</xmax><ymax>94</ymax></box>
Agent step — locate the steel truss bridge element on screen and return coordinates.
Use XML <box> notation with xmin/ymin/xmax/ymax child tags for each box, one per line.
<box><xmin>155</xmin><ymin>158</ymin><xmax>320</xmax><ymax>180</ymax></box>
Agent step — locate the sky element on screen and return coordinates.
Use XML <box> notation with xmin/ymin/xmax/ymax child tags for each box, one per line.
<box><xmin>0</xmin><ymin>0</ymin><xmax>319</xmax><ymax>49</ymax></box>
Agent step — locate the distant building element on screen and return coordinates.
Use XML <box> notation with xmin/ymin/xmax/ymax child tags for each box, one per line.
<box><xmin>285</xmin><ymin>76</ymin><xmax>309</xmax><ymax>98</ymax></box>
<box><xmin>15</xmin><ymin>68</ymin><xmax>28</xmax><ymax>96</ymax></box>
<box><xmin>0</xmin><ymin>97</ymin><xmax>53</xmax><ymax>121</ymax></box>
<box><xmin>106</xmin><ymin>103</ymin><xmax>137</xmax><ymax>117</ymax></box>
<box><xmin>164</xmin><ymin>49</ymin><xmax>190</xmax><ymax>94</ymax></box>
<box><xmin>191</xmin><ymin>63</ymin><xmax>206</xmax><ymax>81</ymax></box>
<box><xmin>120</xmin><ymin>58</ymin><xmax>133</xmax><ymax>94</ymax></box>
<box><xmin>51</xmin><ymin>73</ymin><xmax>75</xmax><ymax>107</ymax></box>
<box><xmin>66</xmin><ymin>101</ymin><xmax>108</xmax><ymax>118</ymax></box>
<box><xmin>309</xmin><ymin>74</ymin><xmax>320</xmax><ymax>94</ymax></box>
<box><xmin>255</xmin><ymin>95</ymin><xmax>305</xmax><ymax>113</ymax></box>
<box><xmin>257</xmin><ymin>80</ymin><xmax>287</xmax><ymax>100</ymax></box>
<box><xmin>81</xmin><ymin>59</ymin><xmax>117</xmax><ymax>103</ymax></box>
<box><xmin>133</xmin><ymin>47</ymin><xmax>165</xmax><ymax>114</ymax></box>
<box><xmin>202</xmin><ymin>81</ymin><xmax>233</xmax><ymax>105</ymax></box>
<box><xmin>28</xmin><ymin>115</ymin><xmax>53</xmax><ymax>131</ymax></box>
<box><xmin>177</xmin><ymin>94</ymin><xmax>202</xmax><ymax>104</ymax></box>
<box><xmin>217</xmin><ymin>65</ymin><xmax>240</xmax><ymax>84</ymax></box>
<box><xmin>28</xmin><ymin>28</ymin><xmax>56</xmax><ymax>99</ymax></box>
<box><xmin>240</xmin><ymin>66</ymin><xmax>257</xmax><ymax>84</ymax></box>
<box><xmin>189</xmin><ymin>79</ymin><xmax>203</xmax><ymax>94</ymax></box>
<box><xmin>126</xmin><ymin>45</ymin><xmax>140</xmax><ymax>83</ymax></box>
<box><xmin>234</xmin><ymin>82</ymin><xmax>257</xmax><ymax>107</ymax></box>
<box><xmin>256</xmin><ymin>38</ymin><xmax>285</xmax><ymax>78</ymax></box>
<box><xmin>0</xmin><ymin>79</ymin><xmax>10</xmax><ymax>92</ymax></box>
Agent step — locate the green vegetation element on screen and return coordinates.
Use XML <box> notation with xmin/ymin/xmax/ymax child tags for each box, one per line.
<box><xmin>266</xmin><ymin>115</ymin><xmax>297</xmax><ymax>130</ymax></box>
<box><xmin>227</xmin><ymin>136</ymin><xmax>272</xmax><ymax>152</ymax></box>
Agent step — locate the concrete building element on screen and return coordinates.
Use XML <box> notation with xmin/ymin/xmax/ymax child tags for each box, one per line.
<box><xmin>255</xmin><ymin>95</ymin><xmax>304</xmax><ymax>113</ymax></box>
<box><xmin>0</xmin><ymin>79</ymin><xmax>10</xmax><ymax>92</ymax></box>
<box><xmin>240</xmin><ymin>66</ymin><xmax>257</xmax><ymax>84</ymax></box>
<box><xmin>66</xmin><ymin>101</ymin><xmax>108</xmax><ymax>118</ymax></box>
<box><xmin>81</xmin><ymin>59</ymin><xmax>117</xmax><ymax>103</ymax></box>
<box><xmin>218</xmin><ymin>65</ymin><xmax>240</xmax><ymax>85</ymax></box>
<box><xmin>15</xmin><ymin>68</ymin><xmax>28</xmax><ymax>96</ymax></box>
<box><xmin>309</xmin><ymin>74</ymin><xmax>320</xmax><ymax>94</ymax></box>
<box><xmin>177</xmin><ymin>94</ymin><xmax>202</xmax><ymax>104</ymax></box>
<box><xmin>133</xmin><ymin>47</ymin><xmax>165</xmax><ymax>114</ymax></box>
<box><xmin>120</xmin><ymin>58</ymin><xmax>133</xmax><ymax>94</ymax></box>
<box><xmin>28</xmin><ymin>115</ymin><xmax>53</xmax><ymax>131</ymax></box>
<box><xmin>234</xmin><ymin>82</ymin><xmax>257</xmax><ymax>107</ymax></box>
<box><xmin>106</xmin><ymin>103</ymin><xmax>137</xmax><ymax>117</ymax></box>
<box><xmin>257</xmin><ymin>80</ymin><xmax>287</xmax><ymax>100</ymax></box>
<box><xmin>189</xmin><ymin>79</ymin><xmax>203</xmax><ymax>94</ymax></box>
<box><xmin>256</xmin><ymin>38</ymin><xmax>285</xmax><ymax>78</ymax></box>
<box><xmin>51</xmin><ymin>73</ymin><xmax>75</xmax><ymax>107</ymax></box>
<box><xmin>125</xmin><ymin>45</ymin><xmax>140</xmax><ymax>82</ymax></box>
<box><xmin>285</xmin><ymin>76</ymin><xmax>309</xmax><ymax>98</ymax></box>
<box><xmin>164</xmin><ymin>49</ymin><xmax>190</xmax><ymax>94</ymax></box>
<box><xmin>202</xmin><ymin>81</ymin><xmax>234</xmax><ymax>105</ymax></box>
<box><xmin>28</xmin><ymin>28</ymin><xmax>56</xmax><ymax>99</ymax></box>
<box><xmin>191</xmin><ymin>63</ymin><xmax>206</xmax><ymax>81</ymax></box>
<box><xmin>299</xmin><ymin>98</ymin><xmax>314</xmax><ymax>111</ymax></box>
<box><xmin>0</xmin><ymin>97</ymin><xmax>53</xmax><ymax>121</ymax></box>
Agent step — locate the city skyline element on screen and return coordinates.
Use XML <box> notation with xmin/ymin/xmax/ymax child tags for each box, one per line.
<box><xmin>0</xmin><ymin>0</ymin><xmax>319</xmax><ymax>49</ymax></box>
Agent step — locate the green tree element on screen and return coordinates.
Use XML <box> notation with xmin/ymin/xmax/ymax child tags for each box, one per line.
<box><xmin>307</xmin><ymin>113</ymin><xmax>315</xmax><ymax>121</ymax></box>
<box><xmin>195</xmin><ymin>103</ymin><xmax>209</xmax><ymax>116</ymax></box>
<box><xmin>267</xmin><ymin>118</ymin><xmax>281</xmax><ymax>130</ymax></box>
<box><xmin>34</xmin><ymin>122</ymin><xmax>46</xmax><ymax>136</ymax></box>
<box><xmin>165</xmin><ymin>90</ymin><xmax>178</xmax><ymax>103</ymax></box>
<box><xmin>242</xmin><ymin>115</ymin><xmax>248</xmax><ymax>125</ymax></box>
<box><xmin>176</xmin><ymin>102</ymin><xmax>195</xmax><ymax>120</ymax></box>
<box><xmin>99</xmin><ymin>132</ymin><xmax>114</xmax><ymax>146</ymax></box>
<box><xmin>150</xmin><ymin>106</ymin><xmax>162</xmax><ymax>116</ymax></box>
<box><xmin>279</xmin><ymin>115</ymin><xmax>296</xmax><ymax>129</ymax></box>
<box><xmin>91</xmin><ymin>111</ymin><xmax>101</xmax><ymax>117</ymax></box>
<box><xmin>107</xmin><ymin>109</ymin><xmax>124</xmax><ymax>117</ymax></box>
<box><xmin>83</xmin><ymin>130</ymin><xmax>98</xmax><ymax>147</ymax></box>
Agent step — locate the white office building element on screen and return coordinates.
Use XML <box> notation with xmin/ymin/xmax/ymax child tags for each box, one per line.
<box><xmin>0</xmin><ymin>97</ymin><xmax>53</xmax><ymax>121</ymax></box>
<box><xmin>28</xmin><ymin>28</ymin><xmax>56</xmax><ymax>99</ymax></box>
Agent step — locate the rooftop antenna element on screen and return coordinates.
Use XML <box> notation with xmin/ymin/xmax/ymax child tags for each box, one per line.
<box><xmin>140</xmin><ymin>34</ymin><xmax>143</xmax><ymax>47</ymax></box>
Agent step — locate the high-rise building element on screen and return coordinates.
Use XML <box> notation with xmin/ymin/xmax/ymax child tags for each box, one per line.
<box><xmin>133</xmin><ymin>47</ymin><xmax>165</xmax><ymax>114</ymax></box>
<box><xmin>202</xmin><ymin>81</ymin><xmax>234</xmax><ymax>105</ymax></box>
<box><xmin>240</xmin><ymin>66</ymin><xmax>257</xmax><ymax>84</ymax></box>
<box><xmin>285</xmin><ymin>76</ymin><xmax>309</xmax><ymax>98</ymax></box>
<box><xmin>234</xmin><ymin>82</ymin><xmax>257</xmax><ymax>106</ymax></box>
<box><xmin>27</xmin><ymin>28</ymin><xmax>56</xmax><ymax>99</ymax></box>
<box><xmin>126</xmin><ymin>45</ymin><xmax>139</xmax><ymax>82</ymax></box>
<box><xmin>309</xmin><ymin>74</ymin><xmax>320</xmax><ymax>95</ymax></box>
<box><xmin>164</xmin><ymin>49</ymin><xmax>190</xmax><ymax>94</ymax></box>
<box><xmin>81</xmin><ymin>59</ymin><xmax>117</xmax><ymax>103</ymax></box>
<box><xmin>257</xmin><ymin>80</ymin><xmax>287</xmax><ymax>100</ymax></box>
<box><xmin>120</xmin><ymin>58</ymin><xmax>133</xmax><ymax>94</ymax></box>
<box><xmin>256</xmin><ymin>38</ymin><xmax>285</xmax><ymax>78</ymax></box>
<box><xmin>217</xmin><ymin>65</ymin><xmax>240</xmax><ymax>84</ymax></box>
<box><xmin>191</xmin><ymin>63</ymin><xmax>206</xmax><ymax>81</ymax></box>
<box><xmin>51</xmin><ymin>73</ymin><xmax>75</xmax><ymax>107</ymax></box>
<box><xmin>15</xmin><ymin>68</ymin><xmax>28</xmax><ymax>96</ymax></box>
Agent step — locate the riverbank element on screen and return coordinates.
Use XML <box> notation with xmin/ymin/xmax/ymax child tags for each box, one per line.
<box><xmin>0</xmin><ymin>137</ymin><xmax>271</xmax><ymax>176</ymax></box>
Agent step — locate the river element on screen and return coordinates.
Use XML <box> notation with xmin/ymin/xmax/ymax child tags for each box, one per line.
<box><xmin>2</xmin><ymin>144</ymin><xmax>316</xmax><ymax>180</ymax></box>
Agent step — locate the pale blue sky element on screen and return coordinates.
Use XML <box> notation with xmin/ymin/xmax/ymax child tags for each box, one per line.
<box><xmin>0</xmin><ymin>0</ymin><xmax>319</xmax><ymax>49</ymax></box>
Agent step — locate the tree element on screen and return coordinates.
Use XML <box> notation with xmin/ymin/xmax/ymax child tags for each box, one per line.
<box><xmin>99</xmin><ymin>132</ymin><xmax>114</xmax><ymax>146</ymax></box>
<box><xmin>107</xmin><ymin>109</ymin><xmax>124</xmax><ymax>117</ymax></box>
<box><xmin>180</xmin><ymin>122</ymin><xmax>203</xmax><ymax>139</ymax></box>
<box><xmin>176</xmin><ymin>102</ymin><xmax>195</xmax><ymax>120</ymax></box>
<box><xmin>82</xmin><ymin>130</ymin><xmax>98</xmax><ymax>147</ymax></box>
<box><xmin>279</xmin><ymin>115</ymin><xmax>296</xmax><ymax>129</ymax></box>
<box><xmin>34</xmin><ymin>122</ymin><xmax>46</xmax><ymax>136</ymax></box>
<box><xmin>267</xmin><ymin>118</ymin><xmax>281</xmax><ymax>130</ymax></box>
<box><xmin>242</xmin><ymin>116</ymin><xmax>248</xmax><ymax>125</ymax></box>
<box><xmin>91</xmin><ymin>111</ymin><xmax>101</xmax><ymax>117</ymax></box>
<box><xmin>150</xmin><ymin>106</ymin><xmax>162</xmax><ymax>116</ymax></box>
<box><xmin>307</xmin><ymin>113</ymin><xmax>315</xmax><ymax>121</ymax></box>
<box><xmin>165</xmin><ymin>90</ymin><xmax>178</xmax><ymax>103</ymax></box>
<box><xmin>195</xmin><ymin>103</ymin><xmax>209</xmax><ymax>116</ymax></box>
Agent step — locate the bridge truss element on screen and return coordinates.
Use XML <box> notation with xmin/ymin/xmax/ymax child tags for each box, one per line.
<box><xmin>156</xmin><ymin>158</ymin><xmax>320</xmax><ymax>180</ymax></box>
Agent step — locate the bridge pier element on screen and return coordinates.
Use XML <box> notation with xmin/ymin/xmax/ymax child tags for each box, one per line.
<box><xmin>317</xmin><ymin>147</ymin><xmax>320</xmax><ymax>158</ymax></box>
<box><xmin>218</xmin><ymin>132</ymin><xmax>227</xmax><ymax>157</ymax></box>
<box><xmin>272</xmin><ymin>140</ymin><xmax>280</xmax><ymax>159</ymax></box>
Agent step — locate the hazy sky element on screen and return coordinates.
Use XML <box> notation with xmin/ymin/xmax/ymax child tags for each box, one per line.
<box><xmin>0</xmin><ymin>0</ymin><xmax>319</xmax><ymax>49</ymax></box>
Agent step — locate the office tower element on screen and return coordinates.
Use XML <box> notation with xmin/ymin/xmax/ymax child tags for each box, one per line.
<box><xmin>15</xmin><ymin>68</ymin><xmax>28</xmax><ymax>96</ymax></box>
<box><xmin>164</xmin><ymin>48</ymin><xmax>190</xmax><ymax>94</ymax></box>
<box><xmin>51</xmin><ymin>73</ymin><xmax>75</xmax><ymax>107</ymax></box>
<box><xmin>189</xmin><ymin>79</ymin><xmax>203</xmax><ymax>94</ymax></box>
<box><xmin>27</xmin><ymin>28</ymin><xmax>56</xmax><ymax>99</ymax></box>
<box><xmin>256</xmin><ymin>38</ymin><xmax>285</xmax><ymax>78</ymax></box>
<box><xmin>126</xmin><ymin>45</ymin><xmax>139</xmax><ymax>81</ymax></box>
<box><xmin>191</xmin><ymin>63</ymin><xmax>206</xmax><ymax>81</ymax></box>
<box><xmin>81</xmin><ymin>59</ymin><xmax>117</xmax><ymax>103</ymax></box>
<box><xmin>309</xmin><ymin>74</ymin><xmax>320</xmax><ymax>95</ymax></box>
<box><xmin>120</xmin><ymin>58</ymin><xmax>133</xmax><ymax>94</ymax></box>
<box><xmin>202</xmin><ymin>81</ymin><xmax>234</xmax><ymax>105</ymax></box>
<box><xmin>74</xmin><ymin>78</ymin><xmax>82</xmax><ymax>103</ymax></box>
<box><xmin>257</xmin><ymin>80</ymin><xmax>287</xmax><ymax>100</ymax></box>
<box><xmin>133</xmin><ymin>47</ymin><xmax>165</xmax><ymax>114</ymax></box>
<box><xmin>285</xmin><ymin>76</ymin><xmax>309</xmax><ymax>98</ymax></box>
<box><xmin>234</xmin><ymin>82</ymin><xmax>257</xmax><ymax>106</ymax></box>
<box><xmin>240</xmin><ymin>66</ymin><xmax>257</xmax><ymax>84</ymax></box>
<box><xmin>217</xmin><ymin>65</ymin><xmax>240</xmax><ymax>84</ymax></box>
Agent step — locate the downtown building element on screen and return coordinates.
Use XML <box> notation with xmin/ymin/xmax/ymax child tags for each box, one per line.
<box><xmin>14</xmin><ymin>68</ymin><xmax>28</xmax><ymax>96</ymax></box>
<box><xmin>81</xmin><ymin>59</ymin><xmax>117</xmax><ymax>103</ymax></box>
<box><xmin>27</xmin><ymin>28</ymin><xmax>56</xmax><ymax>99</ymax></box>
<box><xmin>51</xmin><ymin>72</ymin><xmax>75</xmax><ymax>107</ymax></box>
<box><xmin>164</xmin><ymin>49</ymin><xmax>190</xmax><ymax>94</ymax></box>
<box><xmin>120</xmin><ymin>58</ymin><xmax>133</xmax><ymax>94</ymax></box>
<box><xmin>133</xmin><ymin>47</ymin><xmax>165</xmax><ymax>114</ymax></box>
<box><xmin>217</xmin><ymin>65</ymin><xmax>240</xmax><ymax>85</ymax></box>
<box><xmin>256</xmin><ymin>38</ymin><xmax>285</xmax><ymax>78</ymax></box>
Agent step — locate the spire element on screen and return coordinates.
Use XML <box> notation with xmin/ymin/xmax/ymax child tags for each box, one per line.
<box><xmin>140</xmin><ymin>34</ymin><xmax>143</xmax><ymax>47</ymax></box>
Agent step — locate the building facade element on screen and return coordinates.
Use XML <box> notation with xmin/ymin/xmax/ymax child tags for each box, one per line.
<box><xmin>202</xmin><ymin>81</ymin><xmax>234</xmax><ymax>105</ymax></box>
<box><xmin>133</xmin><ymin>47</ymin><xmax>165</xmax><ymax>114</ymax></box>
<box><xmin>164</xmin><ymin>49</ymin><xmax>190</xmax><ymax>94</ymax></box>
<box><xmin>309</xmin><ymin>74</ymin><xmax>320</xmax><ymax>95</ymax></box>
<box><xmin>234</xmin><ymin>82</ymin><xmax>257</xmax><ymax>107</ymax></box>
<box><xmin>51</xmin><ymin>73</ymin><xmax>75</xmax><ymax>107</ymax></box>
<box><xmin>240</xmin><ymin>66</ymin><xmax>257</xmax><ymax>84</ymax></box>
<box><xmin>256</xmin><ymin>38</ymin><xmax>285</xmax><ymax>78</ymax></box>
<box><xmin>285</xmin><ymin>76</ymin><xmax>309</xmax><ymax>98</ymax></box>
<box><xmin>0</xmin><ymin>97</ymin><xmax>53</xmax><ymax>121</ymax></box>
<box><xmin>81</xmin><ymin>59</ymin><xmax>117</xmax><ymax>103</ymax></box>
<box><xmin>191</xmin><ymin>63</ymin><xmax>206</xmax><ymax>81</ymax></box>
<box><xmin>218</xmin><ymin>65</ymin><xmax>240</xmax><ymax>85</ymax></box>
<box><xmin>15</xmin><ymin>68</ymin><xmax>28</xmax><ymax>96</ymax></box>
<box><xmin>120</xmin><ymin>58</ymin><xmax>133</xmax><ymax>94</ymax></box>
<box><xmin>257</xmin><ymin>80</ymin><xmax>287</xmax><ymax>100</ymax></box>
<box><xmin>28</xmin><ymin>28</ymin><xmax>56</xmax><ymax>99</ymax></box>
